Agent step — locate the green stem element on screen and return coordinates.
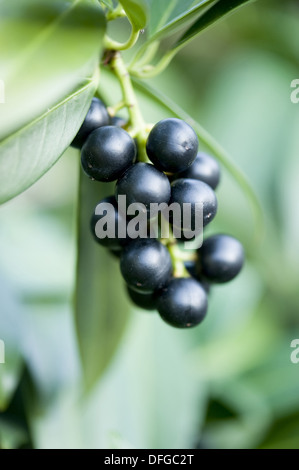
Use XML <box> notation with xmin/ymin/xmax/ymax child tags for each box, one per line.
<box><xmin>130</xmin><ymin>50</ymin><xmax>177</xmax><ymax>79</ymax></box>
<box><xmin>160</xmin><ymin>216</ymin><xmax>191</xmax><ymax>278</ymax></box>
<box><xmin>168</xmin><ymin>244</ymin><xmax>190</xmax><ymax>278</ymax></box>
<box><xmin>110</xmin><ymin>52</ymin><xmax>149</xmax><ymax>161</ymax></box>
<box><xmin>129</xmin><ymin>41</ymin><xmax>160</xmax><ymax>70</ymax></box>
<box><xmin>106</xmin><ymin>3</ymin><xmax>126</xmax><ymax>21</ymax></box>
<box><xmin>104</xmin><ymin>27</ymin><xmax>140</xmax><ymax>51</ymax></box>
<box><xmin>107</xmin><ymin>100</ymin><xmax>126</xmax><ymax>117</ymax></box>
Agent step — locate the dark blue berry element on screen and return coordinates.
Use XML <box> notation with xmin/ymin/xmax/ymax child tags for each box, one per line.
<box><xmin>184</xmin><ymin>260</ymin><xmax>210</xmax><ymax>293</ymax></box>
<box><xmin>72</xmin><ymin>98</ymin><xmax>109</xmax><ymax>149</ymax></box>
<box><xmin>90</xmin><ymin>196</ymin><xmax>128</xmax><ymax>250</ymax></box>
<box><xmin>110</xmin><ymin>115</ymin><xmax>127</xmax><ymax>128</ymax></box>
<box><xmin>169</xmin><ymin>178</ymin><xmax>217</xmax><ymax>235</ymax></box>
<box><xmin>157</xmin><ymin>277</ymin><xmax>208</xmax><ymax>328</ymax></box>
<box><xmin>120</xmin><ymin>239</ymin><xmax>173</xmax><ymax>293</ymax></box>
<box><xmin>176</xmin><ymin>152</ymin><xmax>221</xmax><ymax>190</ymax></box>
<box><xmin>81</xmin><ymin>126</ymin><xmax>136</xmax><ymax>182</ymax></box>
<box><xmin>198</xmin><ymin>234</ymin><xmax>244</xmax><ymax>283</ymax></box>
<box><xmin>115</xmin><ymin>163</ymin><xmax>171</xmax><ymax>215</ymax></box>
<box><xmin>146</xmin><ymin>118</ymin><xmax>198</xmax><ymax>173</ymax></box>
<box><xmin>127</xmin><ymin>287</ymin><xmax>157</xmax><ymax>311</ymax></box>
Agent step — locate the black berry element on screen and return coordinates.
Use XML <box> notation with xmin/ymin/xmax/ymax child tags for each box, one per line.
<box><xmin>127</xmin><ymin>287</ymin><xmax>157</xmax><ymax>311</ymax></box>
<box><xmin>81</xmin><ymin>126</ymin><xmax>136</xmax><ymax>182</ymax></box>
<box><xmin>198</xmin><ymin>234</ymin><xmax>244</xmax><ymax>283</ymax></box>
<box><xmin>184</xmin><ymin>260</ymin><xmax>210</xmax><ymax>293</ymax></box>
<box><xmin>72</xmin><ymin>98</ymin><xmax>109</xmax><ymax>149</ymax></box>
<box><xmin>120</xmin><ymin>239</ymin><xmax>173</xmax><ymax>293</ymax></box>
<box><xmin>90</xmin><ymin>195</ymin><xmax>128</xmax><ymax>250</ymax></box>
<box><xmin>110</xmin><ymin>115</ymin><xmax>127</xmax><ymax>128</ymax></box>
<box><xmin>157</xmin><ymin>277</ymin><xmax>208</xmax><ymax>328</ymax></box>
<box><xmin>115</xmin><ymin>163</ymin><xmax>171</xmax><ymax>214</ymax></box>
<box><xmin>169</xmin><ymin>178</ymin><xmax>217</xmax><ymax>234</ymax></box>
<box><xmin>176</xmin><ymin>152</ymin><xmax>221</xmax><ymax>190</ymax></box>
<box><xmin>146</xmin><ymin>118</ymin><xmax>198</xmax><ymax>173</ymax></box>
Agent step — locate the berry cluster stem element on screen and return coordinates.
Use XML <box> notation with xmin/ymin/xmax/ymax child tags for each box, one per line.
<box><xmin>160</xmin><ymin>217</ymin><xmax>192</xmax><ymax>278</ymax></box>
<box><xmin>104</xmin><ymin>28</ymin><xmax>140</xmax><ymax>51</ymax></box>
<box><xmin>110</xmin><ymin>52</ymin><xmax>149</xmax><ymax>162</ymax></box>
<box><xmin>168</xmin><ymin>243</ymin><xmax>190</xmax><ymax>278</ymax></box>
<box><xmin>106</xmin><ymin>3</ymin><xmax>125</xmax><ymax>21</ymax></box>
<box><xmin>130</xmin><ymin>50</ymin><xmax>176</xmax><ymax>79</ymax></box>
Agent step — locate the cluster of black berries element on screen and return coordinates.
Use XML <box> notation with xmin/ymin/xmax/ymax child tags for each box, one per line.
<box><xmin>72</xmin><ymin>97</ymin><xmax>245</xmax><ymax>329</ymax></box>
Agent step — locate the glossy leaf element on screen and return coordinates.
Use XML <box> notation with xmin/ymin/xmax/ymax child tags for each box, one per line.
<box><xmin>145</xmin><ymin>0</ymin><xmax>214</xmax><ymax>41</ymax></box>
<box><xmin>119</xmin><ymin>0</ymin><xmax>148</xmax><ymax>29</ymax></box>
<box><xmin>75</xmin><ymin>171</ymin><xmax>132</xmax><ymax>390</ymax></box>
<box><xmin>174</xmin><ymin>0</ymin><xmax>255</xmax><ymax>49</ymax></box>
<box><xmin>0</xmin><ymin>77</ymin><xmax>98</xmax><ymax>204</ymax></box>
<box><xmin>0</xmin><ymin>0</ymin><xmax>105</xmax><ymax>203</ymax></box>
<box><xmin>130</xmin><ymin>1</ymin><xmax>214</xmax><ymax>73</ymax></box>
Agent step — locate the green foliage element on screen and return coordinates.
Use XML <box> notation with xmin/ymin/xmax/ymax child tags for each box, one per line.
<box><xmin>145</xmin><ymin>0</ymin><xmax>214</xmax><ymax>42</ymax></box>
<box><xmin>0</xmin><ymin>79</ymin><xmax>98</xmax><ymax>204</ymax></box>
<box><xmin>0</xmin><ymin>0</ymin><xmax>105</xmax><ymax>203</ymax></box>
<box><xmin>174</xmin><ymin>0</ymin><xmax>255</xmax><ymax>49</ymax></box>
<box><xmin>0</xmin><ymin>0</ymin><xmax>298</xmax><ymax>451</ymax></box>
<box><xmin>119</xmin><ymin>0</ymin><xmax>148</xmax><ymax>29</ymax></box>
<box><xmin>132</xmin><ymin>0</ymin><xmax>255</xmax><ymax>69</ymax></box>
<box><xmin>75</xmin><ymin>172</ymin><xmax>132</xmax><ymax>390</ymax></box>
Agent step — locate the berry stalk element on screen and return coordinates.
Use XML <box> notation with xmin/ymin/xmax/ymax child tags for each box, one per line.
<box><xmin>109</xmin><ymin>52</ymin><xmax>149</xmax><ymax>162</ymax></box>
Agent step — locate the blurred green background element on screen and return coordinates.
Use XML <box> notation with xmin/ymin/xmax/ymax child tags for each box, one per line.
<box><xmin>1</xmin><ymin>0</ymin><xmax>299</xmax><ymax>449</ymax></box>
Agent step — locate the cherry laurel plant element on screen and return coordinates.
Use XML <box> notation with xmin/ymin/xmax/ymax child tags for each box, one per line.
<box><xmin>68</xmin><ymin>0</ymin><xmax>258</xmax><ymax>329</ymax></box>
<box><xmin>0</xmin><ymin>0</ymin><xmax>269</xmax><ymax>449</ymax></box>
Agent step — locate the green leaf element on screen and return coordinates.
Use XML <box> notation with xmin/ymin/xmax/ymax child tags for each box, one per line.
<box><xmin>200</xmin><ymin>380</ymin><xmax>271</xmax><ymax>449</ymax></box>
<box><xmin>132</xmin><ymin>78</ymin><xmax>264</xmax><ymax>241</ymax></box>
<box><xmin>174</xmin><ymin>0</ymin><xmax>255</xmax><ymax>50</ymax></box>
<box><xmin>130</xmin><ymin>1</ymin><xmax>214</xmax><ymax>71</ymax></box>
<box><xmin>74</xmin><ymin>170</ymin><xmax>132</xmax><ymax>390</ymax></box>
<box><xmin>119</xmin><ymin>0</ymin><xmax>148</xmax><ymax>29</ymax></box>
<box><xmin>259</xmin><ymin>411</ymin><xmax>299</xmax><ymax>449</ymax></box>
<box><xmin>0</xmin><ymin>0</ymin><xmax>106</xmax><ymax>203</ymax></box>
<box><xmin>146</xmin><ymin>0</ymin><xmax>215</xmax><ymax>41</ymax></box>
<box><xmin>0</xmin><ymin>76</ymin><xmax>98</xmax><ymax>205</ymax></box>
<box><xmin>80</xmin><ymin>313</ymin><xmax>208</xmax><ymax>448</ymax></box>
